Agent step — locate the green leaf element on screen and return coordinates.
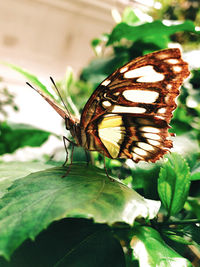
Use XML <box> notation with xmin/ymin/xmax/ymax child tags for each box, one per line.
<box><xmin>0</xmin><ymin>219</ymin><xmax>126</xmax><ymax>267</ymax></box>
<box><xmin>158</xmin><ymin>153</ymin><xmax>191</xmax><ymax>217</ymax></box>
<box><xmin>191</xmin><ymin>162</ymin><xmax>200</xmax><ymax>181</ymax></box>
<box><xmin>4</xmin><ymin>63</ymin><xmax>54</xmax><ymax>99</ymax></box>
<box><xmin>163</xmin><ymin>230</ymin><xmax>193</xmax><ymax>245</ymax></box>
<box><xmin>0</xmin><ymin>163</ymin><xmax>160</xmax><ymax>259</ymax></box>
<box><xmin>107</xmin><ymin>20</ymin><xmax>200</xmax><ymax>48</ymax></box>
<box><xmin>130</xmin><ymin>226</ymin><xmax>192</xmax><ymax>267</ymax></box>
<box><xmin>172</xmin><ymin>133</ymin><xmax>200</xmax><ymax>169</ymax></box>
<box><xmin>129</xmin><ymin>161</ymin><xmax>161</xmax><ymax>199</ymax></box>
<box><xmin>186</xmin><ymin>198</ymin><xmax>200</xmax><ymax>219</ymax></box>
<box><xmin>0</xmin><ymin>162</ymin><xmax>54</xmax><ymax>199</ymax></box>
<box><xmin>0</xmin><ymin>121</ymin><xmax>51</xmax><ymax>155</ymax></box>
<box><xmin>122</xmin><ymin>7</ymin><xmax>140</xmax><ymax>24</ymax></box>
<box><xmin>81</xmin><ymin>54</ymin><xmax>129</xmax><ymax>86</ymax></box>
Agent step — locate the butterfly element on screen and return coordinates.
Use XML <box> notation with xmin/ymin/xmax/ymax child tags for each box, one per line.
<box><xmin>27</xmin><ymin>48</ymin><xmax>189</xmax><ymax>165</ymax></box>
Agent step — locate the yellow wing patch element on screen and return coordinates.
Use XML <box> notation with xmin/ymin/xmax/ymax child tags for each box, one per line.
<box><xmin>98</xmin><ymin>116</ymin><xmax>125</xmax><ymax>158</ymax></box>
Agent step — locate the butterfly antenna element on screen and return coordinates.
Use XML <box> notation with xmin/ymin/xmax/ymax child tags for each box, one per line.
<box><xmin>26</xmin><ymin>82</ymin><xmax>37</xmax><ymax>91</ymax></box>
<box><xmin>50</xmin><ymin>76</ymin><xmax>71</xmax><ymax>117</ymax></box>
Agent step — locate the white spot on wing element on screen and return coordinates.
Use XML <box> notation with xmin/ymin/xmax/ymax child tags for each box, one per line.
<box><xmin>158</xmin><ymin>108</ymin><xmax>166</xmax><ymax>113</ymax></box>
<box><xmin>140</xmin><ymin>126</ymin><xmax>160</xmax><ymax>133</ymax></box>
<box><xmin>122</xmin><ymin>90</ymin><xmax>159</xmax><ymax>103</ymax></box>
<box><xmin>173</xmin><ymin>66</ymin><xmax>182</xmax><ymax>72</ymax></box>
<box><xmin>133</xmin><ymin>147</ymin><xmax>147</xmax><ymax>156</ymax></box>
<box><xmin>124</xmin><ymin>65</ymin><xmax>164</xmax><ymax>82</ymax></box>
<box><xmin>101</xmin><ymin>79</ymin><xmax>111</xmax><ymax>86</ymax></box>
<box><xmin>156</xmin><ymin>53</ymin><xmax>169</xmax><ymax>59</ymax></box>
<box><xmin>120</xmin><ymin>66</ymin><xmax>128</xmax><ymax>73</ymax></box>
<box><xmin>165</xmin><ymin>59</ymin><xmax>179</xmax><ymax>64</ymax></box>
<box><xmin>113</xmin><ymin>91</ymin><xmax>120</xmax><ymax>96</ymax></box>
<box><xmin>143</xmin><ymin>133</ymin><xmax>160</xmax><ymax>140</ymax></box>
<box><xmin>102</xmin><ymin>101</ymin><xmax>112</xmax><ymax>107</ymax></box>
<box><xmin>155</xmin><ymin>115</ymin><xmax>165</xmax><ymax>120</ymax></box>
<box><xmin>137</xmin><ymin>142</ymin><xmax>154</xmax><ymax>151</ymax></box>
<box><xmin>112</xmin><ymin>105</ymin><xmax>146</xmax><ymax>114</ymax></box>
<box><xmin>132</xmin><ymin>153</ymin><xmax>143</xmax><ymax>161</ymax></box>
<box><xmin>148</xmin><ymin>139</ymin><xmax>160</xmax><ymax>146</ymax></box>
<box><xmin>166</xmin><ymin>84</ymin><xmax>172</xmax><ymax>90</ymax></box>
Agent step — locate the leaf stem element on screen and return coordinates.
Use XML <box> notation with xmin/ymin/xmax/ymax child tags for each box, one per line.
<box><xmin>158</xmin><ymin>219</ymin><xmax>200</xmax><ymax>226</ymax></box>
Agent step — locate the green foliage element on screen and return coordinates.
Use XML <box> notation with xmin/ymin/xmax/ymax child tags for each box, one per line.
<box><xmin>5</xmin><ymin>63</ymin><xmax>54</xmax><ymax>99</ymax></box>
<box><xmin>0</xmin><ymin>82</ymin><xmax>18</xmax><ymax>119</ymax></box>
<box><xmin>130</xmin><ymin>226</ymin><xmax>192</xmax><ymax>266</ymax></box>
<box><xmin>0</xmin><ymin>218</ymin><xmax>126</xmax><ymax>267</ymax></box>
<box><xmin>1</xmin><ymin>5</ymin><xmax>200</xmax><ymax>267</ymax></box>
<box><xmin>0</xmin><ymin>163</ymin><xmax>160</xmax><ymax>260</ymax></box>
<box><xmin>107</xmin><ymin>20</ymin><xmax>199</xmax><ymax>47</ymax></box>
<box><xmin>0</xmin><ymin>121</ymin><xmax>51</xmax><ymax>155</ymax></box>
<box><xmin>158</xmin><ymin>153</ymin><xmax>191</xmax><ymax>217</ymax></box>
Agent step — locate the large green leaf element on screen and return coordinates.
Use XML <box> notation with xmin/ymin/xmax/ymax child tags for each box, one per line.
<box><xmin>107</xmin><ymin>20</ymin><xmax>200</xmax><ymax>47</ymax></box>
<box><xmin>130</xmin><ymin>226</ymin><xmax>192</xmax><ymax>267</ymax></box>
<box><xmin>158</xmin><ymin>153</ymin><xmax>191</xmax><ymax>217</ymax></box>
<box><xmin>0</xmin><ymin>162</ymin><xmax>54</xmax><ymax>198</ymax></box>
<box><xmin>0</xmin><ymin>121</ymin><xmax>51</xmax><ymax>155</ymax></box>
<box><xmin>0</xmin><ymin>218</ymin><xmax>125</xmax><ymax>267</ymax></box>
<box><xmin>0</xmin><ymin>163</ymin><xmax>160</xmax><ymax>259</ymax></box>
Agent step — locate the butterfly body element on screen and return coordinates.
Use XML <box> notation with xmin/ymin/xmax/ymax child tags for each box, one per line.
<box><xmin>30</xmin><ymin>48</ymin><xmax>190</xmax><ymax>163</ymax></box>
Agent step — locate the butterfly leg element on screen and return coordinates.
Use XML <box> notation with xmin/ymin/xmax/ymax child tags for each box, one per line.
<box><xmin>62</xmin><ymin>136</ymin><xmax>69</xmax><ymax>166</ymax></box>
<box><xmin>62</xmin><ymin>143</ymin><xmax>75</xmax><ymax>178</ymax></box>
<box><xmin>62</xmin><ymin>136</ymin><xmax>77</xmax><ymax>177</ymax></box>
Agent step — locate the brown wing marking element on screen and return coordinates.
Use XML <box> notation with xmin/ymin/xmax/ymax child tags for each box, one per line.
<box><xmin>80</xmin><ymin>48</ymin><xmax>189</xmax><ymax>129</ymax></box>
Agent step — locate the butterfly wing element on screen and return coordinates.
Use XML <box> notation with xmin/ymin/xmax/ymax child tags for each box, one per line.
<box><xmin>80</xmin><ymin>48</ymin><xmax>190</xmax><ymax>161</ymax></box>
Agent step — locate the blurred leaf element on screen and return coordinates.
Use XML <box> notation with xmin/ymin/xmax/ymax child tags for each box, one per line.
<box><xmin>158</xmin><ymin>153</ymin><xmax>191</xmax><ymax>217</ymax></box>
<box><xmin>130</xmin><ymin>226</ymin><xmax>192</xmax><ymax>266</ymax></box>
<box><xmin>80</xmin><ymin>51</ymin><xmax>129</xmax><ymax>87</ymax></box>
<box><xmin>5</xmin><ymin>63</ymin><xmax>54</xmax><ymax>99</ymax></box>
<box><xmin>171</xmin><ymin>107</ymin><xmax>193</xmax><ymax>135</ymax></box>
<box><xmin>172</xmin><ymin>133</ymin><xmax>200</xmax><ymax>169</ymax></box>
<box><xmin>190</xmin><ymin>69</ymin><xmax>200</xmax><ymax>90</ymax></box>
<box><xmin>163</xmin><ymin>229</ymin><xmax>193</xmax><ymax>245</ymax></box>
<box><xmin>0</xmin><ymin>121</ymin><xmax>51</xmax><ymax>155</ymax></box>
<box><xmin>107</xmin><ymin>20</ymin><xmax>200</xmax><ymax>48</ymax></box>
<box><xmin>122</xmin><ymin>7</ymin><xmax>140</xmax><ymax>24</ymax></box>
<box><xmin>191</xmin><ymin>162</ymin><xmax>200</xmax><ymax>181</ymax></box>
<box><xmin>183</xmin><ymin>224</ymin><xmax>200</xmax><ymax>245</ymax></box>
<box><xmin>0</xmin><ymin>163</ymin><xmax>160</xmax><ymax>259</ymax></box>
<box><xmin>129</xmin><ymin>161</ymin><xmax>161</xmax><ymax>199</ymax></box>
<box><xmin>0</xmin><ymin>162</ymin><xmax>54</xmax><ymax>199</ymax></box>
<box><xmin>187</xmin><ymin>198</ymin><xmax>200</xmax><ymax>219</ymax></box>
<box><xmin>0</xmin><ymin>218</ymin><xmax>125</xmax><ymax>267</ymax></box>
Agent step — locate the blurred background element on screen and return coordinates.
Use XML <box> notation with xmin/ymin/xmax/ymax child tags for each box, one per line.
<box><xmin>0</xmin><ymin>0</ymin><xmax>200</xmax><ymax>162</ymax></box>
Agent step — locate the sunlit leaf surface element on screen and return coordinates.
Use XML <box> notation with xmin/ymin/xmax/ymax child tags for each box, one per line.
<box><xmin>0</xmin><ymin>163</ymin><xmax>160</xmax><ymax>259</ymax></box>
<box><xmin>131</xmin><ymin>226</ymin><xmax>192</xmax><ymax>267</ymax></box>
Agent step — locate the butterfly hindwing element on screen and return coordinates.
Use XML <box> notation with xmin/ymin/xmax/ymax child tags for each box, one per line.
<box><xmin>80</xmin><ymin>48</ymin><xmax>190</xmax><ymax>161</ymax></box>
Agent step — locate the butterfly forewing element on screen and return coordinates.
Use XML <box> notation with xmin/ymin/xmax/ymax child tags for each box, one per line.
<box><xmin>80</xmin><ymin>48</ymin><xmax>190</xmax><ymax>162</ymax></box>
